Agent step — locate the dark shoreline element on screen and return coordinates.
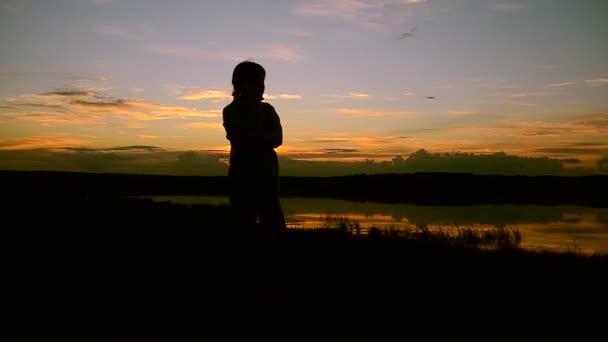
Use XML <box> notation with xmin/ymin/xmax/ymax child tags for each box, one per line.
<box><xmin>6</xmin><ymin>188</ymin><xmax>608</xmax><ymax>338</ymax></box>
<box><xmin>3</xmin><ymin>169</ymin><xmax>608</xmax><ymax>207</ymax></box>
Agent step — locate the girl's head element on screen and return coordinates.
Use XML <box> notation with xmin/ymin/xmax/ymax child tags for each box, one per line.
<box><xmin>232</xmin><ymin>60</ymin><xmax>265</xmax><ymax>102</ymax></box>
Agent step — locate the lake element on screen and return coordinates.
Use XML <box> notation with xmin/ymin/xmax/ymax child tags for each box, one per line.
<box><xmin>140</xmin><ymin>195</ymin><xmax>608</xmax><ymax>255</ymax></box>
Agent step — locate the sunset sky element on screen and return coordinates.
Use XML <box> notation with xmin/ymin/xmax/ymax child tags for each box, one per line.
<box><xmin>1</xmin><ymin>0</ymin><xmax>607</xmax><ymax>172</ymax></box>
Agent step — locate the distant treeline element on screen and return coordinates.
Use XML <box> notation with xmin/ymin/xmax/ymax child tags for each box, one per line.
<box><xmin>2</xmin><ymin>148</ymin><xmax>606</xmax><ymax>177</ymax></box>
<box><xmin>3</xmin><ymin>170</ymin><xmax>607</xmax><ymax>207</ymax></box>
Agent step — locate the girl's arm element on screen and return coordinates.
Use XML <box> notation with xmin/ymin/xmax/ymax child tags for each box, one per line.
<box><xmin>255</xmin><ymin>105</ymin><xmax>282</xmax><ymax>148</ymax></box>
<box><xmin>223</xmin><ymin>104</ymin><xmax>282</xmax><ymax>148</ymax></box>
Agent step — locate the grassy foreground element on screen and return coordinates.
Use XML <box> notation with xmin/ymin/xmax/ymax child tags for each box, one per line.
<box><xmin>7</xmin><ymin>194</ymin><xmax>608</xmax><ymax>339</ymax></box>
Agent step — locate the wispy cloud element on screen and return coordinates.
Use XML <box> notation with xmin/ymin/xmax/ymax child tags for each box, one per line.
<box><xmin>314</xmin><ymin>135</ymin><xmax>413</xmax><ymax>145</ymax></box>
<box><xmin>548</xmin><ymin>81</ymin><xmax>578</xmax><ymax>88</ymax></box>
<box><xmin>166</xmin><ymin>85</ymin><xmax>200</xmax><ymax>97</ymax></box>
<box><xmin>89</xmin><ymin>0</ymin><xmax>120</xmax><ymax>4</ymax></box>
<box><xmin>322</xmin><ymin>148</ymin><xmax>360</xmax><ymax>153</ymax></box>
<box><xmin>294</xmin><ymin>0</ymin><xmax>428</xmax><ymax>32</ymax></box>
<box><xmin>445</xmin><ymin>119</ymin><xmax>606</xmax><ymax>138</ymax></box>
<box><xmin>1</xmin><ymin>89</ymin><xmax>221</xmax><ymax>128</ymax></box>
<box><xmin>264</xmin><ymin>93</ymin><xmax>303</xmax><ymax>100</ymax></box>
<box><xmin>280</xmin><ymin>29</ymin><xmax>317</xmax><ymax>38</ymax></box>
<box><xmin>475</xmin><ymin>79</ymin><xmax>520</xmax><ymax>89</ymax></box>
<box><xmin>136</xmin><ymin>134</ymin><xmax>158</xmax><ymax>139</ymax></box>
<box><xmin>490</xmin><ymin>2</ymin><xmax>527</xmax><ymax>12</ymax></box>
<box><xmin>75</xmin><ymin>75</ymin><xmax>111</xmax><ymax>83</ymax></box>
<box><xmin>295</xmin><ymin>0</ymin><xmax>375</xmax><ymax>20</ymax></box>
<box><xmin>178</xmin><ymin>90</ymin><xmax>232</xmax><ymax>101</ymax></box>
<box><xmin>93</xmin><ymin>24</ymin><xmax>141</xmax><ymax>40</ymax></box>
<box><xmin>41</xmin><ymin>90</ymin><xmax>92</xmax><ymax>97</ymax></box>
<box><xmin>545</xmin><ymin>78</ymin><xmax>607</xmax><ymax>88</ymax></box>
<box><xmin>493</xmin><ymin>92</ymin><xmax>549</xmax><ymax>98</ymax></box>
<box><xmin>149</xmin><ymin>46</ymin><xmax>242</xmax><ymax>61</ymax></box>
<box><xmin>497</xmin><ymin>100</ymin><xmax>538</xmax><ymax>106</ymax></box>
<box><xmin>177</xmin><ymin>89</ymin><xmax>302</xmax><ymax>101</ymax></box>
<box><xmin>335</xmin><ymin>108</ymin><xmax>412</xmax><ymax>117</ymax></box>
<box><xmin>447</xmin><ymin>110</ymin><xmax>478</xmax><ymax>115</ymax></box>
<box><xmin>585</xmin><ymin>78</ymin><xmax>608</xmax><ymax>87</ymax></box>
<box><xmin>533</xmin><ymin>147</ymin><xmax>605</xmax><ymax>155</ymax></box>
<box><xmin>510</xmin><ymin>92</ymin><xmax>548</xmax><ymax>98</ymax></box>
<box><xmin>149</xmin><ymin>46</ymin><xmax>209</xmax><ymax>59</ymax></box>
<box><xmin>267</xmin><ymin>46</ymin><xmax>305</xmax><ymax>62</ymax></box>
<box><xmin>295</xmin><ymin>0</ymin><xmax>426</xmax><ymax>19</ymax></box>
<box><xmin>150</xmin><ymin>44</ymin><xmax>304</xmax><ymax>63</ymax></box>
<box><xmin>0</xmin><ymin>133</ymin><xmax>95</xmax><ymax>150</ymax></box>
<box><xmin>0</xmin><ymin>0</ymin><xmax>29</xmax><ymax>10</ymax></box>
<box><xmin>329</xmin><ymin>92</ymin><xmax>370</xmax><ymax>99</ymax></box>
<box><xmin>314</xmin><ymin>137</ymin><xmax>352</xmax><ymax>143</ymax></box>
<box><xmin>185</xmin><ymin>122</ymin><xmax>224</xmax><ymax>129</ymax></box>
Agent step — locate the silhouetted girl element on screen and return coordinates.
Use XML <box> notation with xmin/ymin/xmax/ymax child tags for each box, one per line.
<box><xmin>223</xmin><ymin>60</ymin><xmax>286</xmax><ymax>231</ymax></box>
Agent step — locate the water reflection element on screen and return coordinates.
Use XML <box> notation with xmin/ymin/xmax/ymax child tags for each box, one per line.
<box><xmin>141</xmin><ymin>196</ymin><xmax>608</xmax><ymax>255</ymax></box>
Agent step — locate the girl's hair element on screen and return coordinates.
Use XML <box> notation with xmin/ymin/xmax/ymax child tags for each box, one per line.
<box><xmin>231</xmin><ymin>60</ymin><xmax>266</xmax><ymax>101</ymax></box>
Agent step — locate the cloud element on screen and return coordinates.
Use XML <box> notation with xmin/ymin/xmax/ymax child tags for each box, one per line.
<box><xmin>576</xmin><ymin>114</ymin><xmax>608</xmax><ymax>129</ymax></box>
<box><xmin>267</xmin><ymin>46</ymin><xmax>305</xmax><ymax>62</ymax></box>
<box><xmin>264</xmin><ymin>93</ymin><xmax>303</xmax><ymax>100</ymax></box>
<box><xmin>0</xmin><ymin>0</ymin><xmax>29</xmax><ymax>10</ymax></box>
<box><xmin>1</xmin><ymin>89</ymin><xmax>221</xmax><ymax>128</ymax></box>
<box><xmin>335</xmin><ymin>108</ymin><xmax>412</xmax><ymax>117</ymax></box>
<box><xmin>1</xmin><ymin>72</ymin><xmax>111</xmax><ymax>83</ymax></box>
<box><xmin>177</xmin><ymin>89</ymin><xmax>302</xmax><ymax>101</ymax></box>
<box><xmin>509</xmin><ymin>92</ymin><xmax>548</xmax><ymax>98</ymax></box>
<box><xmin>490</xmin><ymin>2</ymin><xmax>527</xmax><ymax>12</ymax></box>
<box><xmin>497</xmin><ymin>100</ymin><xmax>538</xmax><ymax>106</ymax></box>
<box><xmin>447</xmin><ymin>110</ymin><xmax>478</xmax><ymax>115</ymax></box>
<box><xmin>89</xmin><ymin>0</ymin><xmax>119</xmax><ymax>4</ymax></box>
<box><xmin>71</xmin><ymin>99</ymin><xmax>128</xmax><ymax>107</ymax></box>
<box><xmin>185</xmin><ymin>122</ymin><xmax>224</xmax><ymax>130</ymax></box>
<box><xmin>585</xmin><ymin>78</ymin><xmax>608</xmax><ymax>87</ymax></box>
<box><xmin>295</xmin><ymin>0</ymin><xmax>426</xmax><ymax>19</ymax></box>
<box><xmin>445</xmin><ymin>119</ymin><xmax>607</xmax><ymax>138</ymax></box>
<box><xmin>493</xmin><ymin>92</ymin><xmax>549</xmax><ymax>98</ymax></box>
<box><xmin>166</xmin><ymin>84</ymin><xmax>200</xmax><ymax>97</ymax></box>
<box><xmin>534</xmin><ymin>147</ymin><xmax>602</xmax><ymax>155</ymax></box>
<box><xmin>149</xmin><ymin>46</ymin><xmax>213</xmax><ymax>59</ymax></box>
<box><xmin>93</xmin><ymin>24</ymin><xmax>140</xmax><ymax>40</ymax></box>
<box><xmin>548</xmin><ymin>81</ymin><xmax>578</xmax><ymax>88</ymax></box>
<box><xmin>293</xmin><ymin>0</ymin><xmax>428</xmax><ymax>32</ymax></box>
<box><xmin>280</xmin><ymin>29</ymin><xmax>317</xmax><ymax>38</ymax></box>
<box><xmin>136</xmin><ymin>134</ymin><xmax>158</xmax><ymax>139</ymax></box>
<box><xmin>75</xmin><ymin>75</ymin><xmax>110</xmax><ymax>82</ymax></box>
<box><xmin>151</xmin><ymin>44</ymin><xmax>305</xmax><ymax>63</ymax></box>
<box><xmin>64</xmin><ymin>145</ymin><xmax>164</xmax><ymax>152</ymax></box>
<box><xmin>314</xmin><ymin>137</ymin><xmax>352</xmax><ymax>143</ymax></box>
<box><xmin>149</xmin><ymin>46</ymin><xmax>242</xmax><ymax>61</ymax></box>
<box><xmin>295</xmin><ymin>0</ymin><xmax>375</xmax><ymax>19</ymax></box>
<box><xmin>314</xmin><ymin>135</ymin><xmax>412</xmax><ymax>145</ymax></box>
<box><xmin>561</xmin><ymin>158</ymin><xmax>581</xmax><ymax>164</ymax></box>
<box><xmin>0</xmin><ymin>133</ymin><xmax>95</xmax><ymax>150</ymax></box>
<box><xmin>323</xmin><ymin>148</ymin><xmax>360</xmax><ymax>153</ymax></box>
<box><xmin>178</xmin><ymin>90</ymin><xmax>232</xmax><ymax>101</ymax></box>
<box><xmin>329</xmin><ymin>92</ymin><xmax>370</xmax><ymax>99</ymax></box>
<box><xmin>41</xmin><ymin>90</ymin><xmax>91</xmax><ymax>97</ymax></box>
<box><xmin>475</xmin><ymin>79</ymin><xmax>520</xmax><ymax>89</ymax></box>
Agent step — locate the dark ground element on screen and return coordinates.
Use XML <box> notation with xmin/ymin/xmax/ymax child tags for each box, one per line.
<box><xmin>3</xmin><ymin>170</ymin><xmax>608</xmax><ymax>206</ymax></box>
<box><xmin>4</xmin><ymin>171</ymin><xmax>608</xmax><ymax>340</ymax></box>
